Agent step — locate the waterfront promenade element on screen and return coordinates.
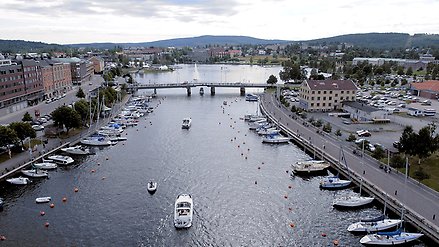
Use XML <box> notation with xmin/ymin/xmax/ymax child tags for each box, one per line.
<box><xmin>261</xmin><ymin>93</ymin><xmax>439</xmax><ymax>243</ymax></box>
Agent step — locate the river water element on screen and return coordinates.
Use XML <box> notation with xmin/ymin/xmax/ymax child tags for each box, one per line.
<box><xmin>0</xmin><ymin>65</ymin><xmax>427</xmax><ymax>246</ymax></box>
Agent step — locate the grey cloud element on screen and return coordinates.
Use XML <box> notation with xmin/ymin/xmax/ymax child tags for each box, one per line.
<box><xmin>2</xmin><ymin>0</ymin><xmax>242</xmax><ymax>22</ymax></box>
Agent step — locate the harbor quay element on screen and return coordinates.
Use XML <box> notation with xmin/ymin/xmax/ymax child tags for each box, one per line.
<box><xmin>260</xmin><ymin>93</ymin><xmax>439</xmax><ymax>244</ymax></box>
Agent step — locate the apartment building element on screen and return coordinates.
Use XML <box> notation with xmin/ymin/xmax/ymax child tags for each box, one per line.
<box><xmin>54</xmin><ymin>58</ymin><xmax>93</xmax><ymax>85</ymax></box>
<box><xmin>89</xmin><ymin>56</ymin><xmax>105</xmax><ymax>73</ymax></box>
<box><xmin>40</xmin><ymin>60</ymin><xmax>72</xmax><ymax>99</ymax></box>
<box><xmin>0</xmin><ymin>59</ymin><xmax>26</xmax><ymax>110</ymax></box>
<box><xmin>299</xmin><ymin>79</ymin><xmax>358</xmax><ymax>112</ymax></box>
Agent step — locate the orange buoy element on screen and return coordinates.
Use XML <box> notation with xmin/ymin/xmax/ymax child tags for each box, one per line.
<box><xmin>286</xmin><ymin>170</ymin><xmax>289</xmax><ymax>173</ymax></box>
<box><xmin>45</xmin><ymin>222</ymin><xmax>50</xmax><ymax>227</ymax></box>
<box><xmin>91</xmin><ymin>169</ymin><xmax>95</xmax><ymax>173</ymax></box>
<box><xmin>74</xmin><ymin>188</ymin><xmax>79</xmax><ymax>192</ymax></box>
<box><xmin>241</xmin><ymin>153</ymin><xmax>243</xmax><ymax>156</ymax></box>
<box><xmin>243</xmin><ymin>142</ymin><xmax>245</xmax><ymax>144</ymax></box>
<box><xmin>136</xmin><ymin>129</ymin><xmax>139</xmax><ymax>131</ymax></box>
<box><xmin>238</xmin><ymin>145</ymin><xmax>240</xmax><ymax>148</ymax></box>
<box><xmin>288</xmin><ymin>185</ymin><xmax>292</xmax><ymax>189</ymax></box>
<box><xmin>248</xmin><ymin>148</ymin><xmax>250</xmax><ymax>151</ymax></box>
<box><xmin>102</xmin><ymin>177</ymin><xmax>106</xmax><ymax>180</ymax></box>
<box><xmin>40</xmin><ymin>211</ymin><xmax>45</xmax><ymax>216</ymax></box>
<box><xmin>237</xmin><ymin>130</ymin><xmax>240</xmax><ymax>133</ymax></box>
<box><xmin>230</xmin><ymin>125</ymin><xmax>232</xmax><ymax>127</ymax></box>
<box><xmin>258</xmin><ymin>167</ymin><xmax>261</xmax><ymax>169</ymax></box>
<box><xmin>321</xmin><ymin>233</ymin><xmax>327</xmax><ymax>237</ymax></box>
<box><xmin>289</xmin><ymin>223</ymin><xmax>295</xmax><ymax>228</ymax></box>
<box><xmin>245</xmin><ymin>134</ymin><xmax>247</xmax><ymax>136</ymax></box>
<box><xmin>288</xmin><ymin>207</ymin><xmax>292</xmax><ymax>211</ymax></box>
<box><xmin>106</xmin><ymin>157</ymin><xmax>109</xmax><ymax>160</ymax></box>
<box><xmin>97</xmin><ymin>163</ymin><xmax>101</xmax><ymax>166</ymax></box>
<box><xmin>231</xmin><ymin>139</ymin><xmax>233</xmax><ymax>141</ymax></box>
<box><xmin>0</xmin><ymin>235</ymin><xmax>6</xmax><ymax>241</ymax></box>
<box><xmin>234</xmin><ymin>137</ymin><xmax>236</xmax><ymax>140</ymax></box>
<box><xmin>333</xmin><ymin>239</ymin><xmax>339</xmax><ymax>246</ymax></box>
<box><xmin>262</xmin><ymin>162</ymin><xmax>264</xmax><ymax>164</ymax></box>
<box><xmin>49</xmin><ymin>203</ymin><xmax>55</xmax><ymax>208</ymax></box>
<box><xmin>255</xmin><ymin>181</ymin><xmax>257</xmax><ymax>184</ymax></box>
<box><xmin>62</xmin><ymin>197</ymin><xmax>67</xmax><ymax>202</ymax></box>
<box><xmin>245</xmin><ymin>156</ymin><xmax>248</xmax><ymax>159</ymax></box>
<box><xmin>284</xmin><ymin>195</ymin><xmax>288</xmax><ymax>199</ymax></box>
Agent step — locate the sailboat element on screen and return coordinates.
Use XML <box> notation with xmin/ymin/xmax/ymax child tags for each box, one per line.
<box><xmin>348</xmin><ymin>193</ymin><xmax>402</xmax><ymax>232</ymax></box>
<box><xmin>359</xmin><ymin>158</ymin><xmax>423</xmax><ymax>245</ymax></box>
<box><xmin>320</xmin><ymin>147</ymin><xmax>351</xmax><ymax>189</ymax></box>
<box><xmin>333</xmin><ymin>142</ymin><xmax>374</xmax><ymax>207</ymax></box>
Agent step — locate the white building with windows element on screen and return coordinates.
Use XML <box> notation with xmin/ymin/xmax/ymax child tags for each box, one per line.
<box><xmin>299</xmin><ymin>80</ymin><xmax>358</xmax><ymax>112</ymax></box>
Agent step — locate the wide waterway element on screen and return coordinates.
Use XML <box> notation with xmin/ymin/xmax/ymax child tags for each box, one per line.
<box><xmin>0</xmin><ymin>65</ymin><xmax>427</xmax><ymax>246</ymax></box>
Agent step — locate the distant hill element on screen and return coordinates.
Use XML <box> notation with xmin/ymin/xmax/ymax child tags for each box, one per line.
<box><xmin>1</xmin><ymin>33</ymin><xmax>439</xmax><ymax>53</ymax></box>
<box><xmin>302</xmin><ymin>33</ymin><xmax>439</xmax><ymax>49</ymax></box>
<box><xmin>0</xmin><ymin>40</ymin><xmax>65</xmax><ymax>53</ymax></box>
<box><xmin>69</xmin><ymin>35</ymin><xmax>289</xmax><ymax>49</ymax></box>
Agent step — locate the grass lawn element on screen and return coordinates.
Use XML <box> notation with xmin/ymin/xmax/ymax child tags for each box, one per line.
<box><xmin>396</xmin><ymin>153</ymin><xmax>439</xmax><ymax>192</ymax></box>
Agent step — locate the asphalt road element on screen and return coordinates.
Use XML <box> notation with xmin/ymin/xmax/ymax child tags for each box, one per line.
<box><xmin>261</xmin><ymin>93</ymin><xmax>439</xmax><ymax>234</ymax></box>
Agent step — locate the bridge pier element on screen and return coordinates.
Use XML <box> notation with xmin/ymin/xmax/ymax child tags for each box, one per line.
<box><xmin>154</xmin><ymin>88</ymin><xmax>157</xmax><ymax>95</ymax></box>
<box><xmin>210</xmin><ymin>86</ymin><xmax>215</xmax><ymax>96</ymax></box>
<box><xmin>240</xmin><ymin>87</ymin><xmax>245</xmax><ymax>96</ymax></box>
<box><xmin>186</xmin><ymin>86</ymin><xmax>191</xmax><ymax>96</ymax></box>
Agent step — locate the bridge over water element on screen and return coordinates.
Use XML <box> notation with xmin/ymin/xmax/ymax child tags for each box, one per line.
<box><xmin>128</xmin><ymin>82</ymin><xmax>277</xmax><ymax>96</ymax></box>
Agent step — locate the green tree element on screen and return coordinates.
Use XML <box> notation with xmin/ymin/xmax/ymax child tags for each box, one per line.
<box><xmin>76</xmin><ymin>87</ymin><xmax>86</xmax><ymax>98</ymax></box>
<box><xmin>22</xmin><ymin>111</ymin><xmax>32</xmax><ymax>122</ymax></box>
<box><xmin>406</xmin><ymin>67</ymin><xmax>413</xmax><ymax>76</ymax></box>
<box><xmin>267</xmin><ymin>74</ymin><xmax>278</xmax><ymax>84</ymax></box>
<box><xmin>74</xmin><ymin>99</ymin><xmax>90</xmax><ymax>124</ymax></box>
<box><xmin>51</xmin><ymin>106</ymin><xmax>81</xmax><ymax>134</ymax></box>
<box><xmin>335</xmin><ymin>129</ymin><xmax>342</xmax><ymax>136</ymax></box>
<box><xmin>372</xmin><ymin>146</ymin><xmax>385</xmax><ymax>160</ymax></box>
<box><xmin>415</xmin><ymin>123</ymin><xmax>439</xmax><ymax>164</ymax></box>
<box><xmin>346</xmin><ymin>133</ymin><xmax>356</xmax><ymax>142</ymax></box>
<box><xmin>399</xmin><ymin>126</ymin><xmax>417</xmax><ymax>156</ymax></box>
<box><xmin>0</xmin><ymin>125</ymin><xmax>19</xmax><ymax>148</ymax></box>
<box><xmin>8</xmin><ymin>122</ymin><xmax>36</xmax><ymax>148</ymax></box>
<box><xmin>323</xmin><ymin>122</ymin><xmax>332</xmax><ymax>133</ymax></box>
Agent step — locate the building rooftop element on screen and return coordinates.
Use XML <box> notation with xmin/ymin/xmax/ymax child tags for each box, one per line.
<box><xmin>411</xmin><ymin>80</ymin><xmax>439</xmax><ymax>92</ymax></box>
<box><xmin>305</xmin><ymin>79</ymin><xmax>358</xmax><ymax>91</ymax></box>
<box><xmin>343</xmin><ymin>101</ymin><xmax>380</xmax><ymax>113</ymax></box>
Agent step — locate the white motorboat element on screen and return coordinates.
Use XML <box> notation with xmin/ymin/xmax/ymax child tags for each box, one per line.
<box><xmin>174</xmin><ymin>194</ymin><xmax>193</xmax><ymax>229</ymax></box>
<box><xmin>35</xmin><ymin>197</ymin><xmax>52</xmax><ymax>203</ymax></box>
<box><xmin>33</xmin><ymin>162</ymin><xmax>58</xmax><ymax>170</ymax></box>
<box><xmin>182</xmin><ymin>118</ymin><xmax>192</xmax><ymax>129</ymax></box>
<box><xmin>257</xmin><ymin>127</ymin><xmax>280</xmax><ymax>135</ymax></box>
<box><xmin>333</xmin><ymin>196</ymin><xmax>374</xmax><ymax>208</ymax></box>
<box><xmin>21</xmin><ymin>169</ymin><xmax>49</xmax><ymax>178</ymax></box>
<box><xmin>80</xmin><ymin>136</ymin><xmax>113</xmax><ymax>146</ymax></box>
<box><xmin>292</xmin><ymin>160</ymin><xmax>330</xmax><ymax>174</ymax></box>
<box><xmin>360</xmin><ymin>229</ymin><xmax>423</xmax><ymax>245</ymax></box>
<box><xmin>61</xmin><ymin>145</ymin><xmax>90</xmax><ymax>155</ymax></box>
<box><xmin>47</xmin><ymin>155</ymin><xmax>74</xmax><ymax>165</ymax></box>
<box><xmin>147</xmin><ymin>181</ymin><xmax>157</xmax><ymax>194</ymax></box>
<box><xmin>319</xmin><ymin>176</ymin><xmax>351</xmax><ymax>189</ymax></box>
<box><xmin>6</xmin><ymin>177</ymin><xmax>31</xmax><ymax>185</ymax></box>
<box><xmin>262</xmin><ymin>134</ymin><xmax>290</xmax><ymax>144</ymax></box>
<box><xmin>245</xmin><ymin>93</ymin><xmax>258</xmax><ymax>101</ymax></box>
<box><xmin>244</xmin><ymin>114</ymin><xmax>260</xmax><ymax>121</ymax></box>
<box><xmin>223</xmin><ymin>100</ymin><xmax>227</xmax><ymax>105</ymax></box>
<box><xmin>348</xmin><ymin>219</ymin><xmax>402</xmax><ymax>232</ymax></box>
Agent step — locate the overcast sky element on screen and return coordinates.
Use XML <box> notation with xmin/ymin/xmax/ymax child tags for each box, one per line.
<box><xmin>0</xmin><ymin>0</ymin><xmax>438</xmax><ymax>44</ymax></box>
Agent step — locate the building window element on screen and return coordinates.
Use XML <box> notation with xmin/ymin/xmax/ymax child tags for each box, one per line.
<box><xmin>352</xmin><ymin>90</ymin><xmax>355</xmax><ymax>94</ymax></box>
<box><xmin>316</xmin><ymin>103</ymin><xmax>320</xmax><ymax>107</ymax></box>
<box><xmin>323</xmin><ymin>103</ymin><xmax>326</xmax><ymax>106</ymax></box>
<box><xmin>352</xmin><ymin>96</ymin><xmax>355</xmax><ymax>100</ymax></box>
<box><xmin>317</xmin><ymin>97</ymin><xmax>320</xmax><ymax>100</ymax></box>
<box><xmin>329</xmin><ymin>97</ymin><xmax>332</xmax><ymax>100</ymax></box>
<box><xmin>329</xmin><ymin>103</ymin><xmax>332</xmax><ymax>106</ymax></box>
<box><xmin>341</xmin><ymin>91</ymin><xmax>344</xmax><ymax>94</ymax></box>
<box><xmin>340</xmin><ymin>97</ymin><xmax>344</xmax><ymax>100</ymax></box>
<box><xmin>330</xmin><ymin>91</ymin><xmax>332</xmax><ymax>94</ymax></box>
<box><xmin>323</xmin><ymin>97</ymin><xmax>326</xmax><ymax>100</ymax></box>
<box><xmin>335</xmin><ymin>93</ymin><xmax>338</xmax><ymax>97</ymax></box>
<box><xmin>311</xmin><ymin>103</ymin><xmax>314</xmax><ymax>107</ymax></box>
<box><xmin>335</xmin><ymin>100</ymin><xmax>338</xmax><ymax>103</ymax></box>
<box><xmin>318</xmin><ymin>91</ymin><xmax>321</xmax><ymax>94</ymax></box>
<box><xmin>312</xmin><ymin>91</ymin><xmax>315</xmax><ymax>94</ymax></box>
<box><xmin>323</xmin><ymin>91</ymin><xmax>327</xmax><ymax>94</ymax></box>
<box><xmin>311</xmin><ymin>97</ymin><xmax>314</xmax><ymax>100</ymax></box>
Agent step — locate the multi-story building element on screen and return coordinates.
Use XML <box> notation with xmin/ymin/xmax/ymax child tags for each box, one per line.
<box><xmin>89</xmin><ymin>56</ymin><xmax>105</xmax><ymax>73</ymax></box>
<box><xmin>54</xmin><ymin>58</ymin><xmax>93</xmax><ymax>85</ymax></box>
<box><xmin>40</xmin><ymin>59</ymin><xmax>72</xmax><ymax>99</ymax></box>
<box><xmin>299</xmin><ymin>79</ymin><xmax>358</xmax><ymax>112</ymax></box>
<box><xmin>0</xmin><ymin>59</ymin><xmax>27</xmax><ymax>111</ymax></box>
<box><xmin>21</xmin><ymin>59</ymin><xmax>44</xmax><ymax>106</ymax></box>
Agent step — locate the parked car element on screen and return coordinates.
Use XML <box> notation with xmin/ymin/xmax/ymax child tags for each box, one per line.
<box><xmin>356</xmin><ymin>130</ymin><xmax>371</xmax><ymax>137</ymax></box>
<box><xmin>32</xmin><ymin>125</ymin><xmax>44</xmax><ymax>131</ymax></box>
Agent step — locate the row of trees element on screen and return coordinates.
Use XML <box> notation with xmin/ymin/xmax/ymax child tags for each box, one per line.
<box><xmin>398</xmin><ymin>124</ymin><xmax>439</xmax><ymax>165</ymax></box>
<box><xmin>0</xmin><ymin>122</ymin><xmax>36</xmax><ymax>151</ymax></box>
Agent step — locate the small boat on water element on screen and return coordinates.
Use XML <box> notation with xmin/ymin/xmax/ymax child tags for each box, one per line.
<box><xmin>6</xmin><ymin>177</ymin><xmax>31</xmax><ymax>185</ymax></box>
<box><xmin>257</xmin><ymin>127</ymin><xmax>280</xmax><ymax>136</ymax></box>
<box><xmin>147</xmin><ymin>181</ymin><xmax>157</xmax><ymax>194</ymax></box>
<box><xmin>348</xmin><ymin>218</ymin><xmax>402</xmax><ymax>233</ymax></box>
<box><xmin>61</xmin><ymin>145</ymin><xmax>90</xmax><ymax>155</ymax></box>
<box><xmin>47</xmin><ymin>155</ymin><xmax>74</xmax><ymax>165</ymax></box>
<box><xmin>292</xmin><ymin>160</ymin><xmax>330</xmax><ymax>174</ymax></box>
<box><xmin>182</xmin><ymin>118</ymin><xmax>192</xmax><ymax>129</ymax></box>
<box><xmin>80</xmin><ymin>136</ymin><xmax>113</xmax><ymax>146</ymax></box>
<box><xmin>333</xmin><ymin>195</ymin><xmax>374</xmax><ymax>208</ymax></box>
<box><xmin>199</xmin><ymin>88</ymin><xmax>204</xmax><ymax>95</ymax></box>
<box><xmin>223</xmin><ymin>101</ymin><xmax>227</xmax><ymax>105</ymax></box>
<box><xmin>245</xmin><ymin>93</ymin><xmax>258</xmax><ymax>101</ymax></box>
<box><xmin>21</xmin><ymin>169</ymin><xmax>49</xmax><ymax>178</ymax></box>
<box><xmin>35</xmin><ymin>197</ymin><xmax>51</xmax><ymax>203</ymax></box>
<box><xmin>319</xmin><ymin>175</ymin><xmax>351</xmax><ymax>189</ymax></box>
<box><xmin>174</xmin><ymin>194</ymin><xmax>193</xmax><ymax>229</ymax></box>
<box><xmin>262</xmin><ymin>134</ymin><xmax>290</xmax><ymax>144</ymax></box>
<box><xmin>360</xmin><ymin>229</ymin><xmax>423</xmax><ymax>245</ymax></box>
<box><xmin>33</xmin><ymin>162</ymin><xmax>57</xmax><ymax>170</ymax></box>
